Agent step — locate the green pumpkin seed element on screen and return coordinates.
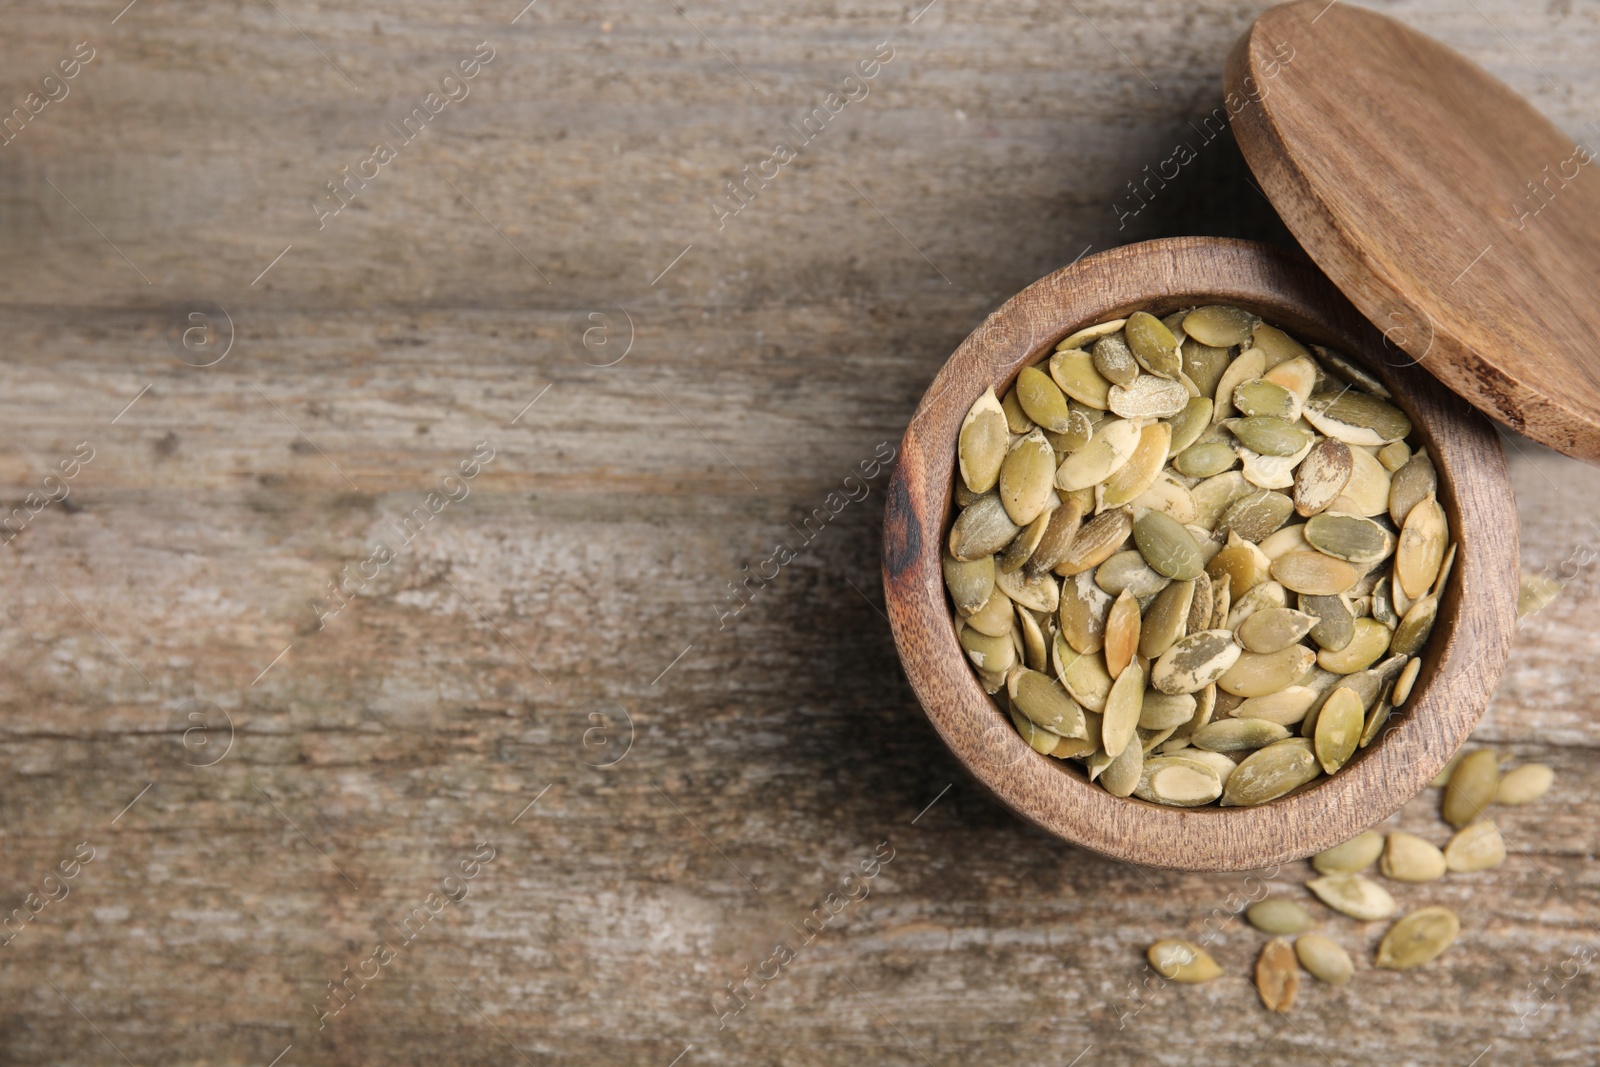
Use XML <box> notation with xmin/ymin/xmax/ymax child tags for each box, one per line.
<box><xmin>1124</xmin><ymin>311</ymin><xmax>1182</xmax><ymax>379</ymax></box>
<box><xmin>1218</xmin><ymin>645</ymin><xmax>1316</xmax><ymax>697</ymax></box>
<box><xmin>1193</xmin><ymin>717</ymin><xmax>1290</xmax><ymax>753</ymax></box>
<box><xmin>1138</xmin><ymin>690</ymin><xmax>1197</xmax><ymax>730</ymax></box>
<box><xmin>1496</xmin><ymin>763</ymin><xmax>1554</xmax><ymax>805</ymax></box>
<box><xmin>1231</xmin><ymin>416</ymin><xmax>1310</xmax><ymax>457</ymax></box>
<box><xmin>998</xmin><ymin>506</ymin><xmax>1054</xmax><ymax>573</ymax></box>
<box><xmin>1015</xmin><ymin>366</ymin><xmax>1076</xmax><ymax>434</ymax></box>
<box><xmin>1132</xmin><ymin>472</ymin><xmax>1198</xmax><ymax>525</ymax></box>
<box><xmin>1311</xmin><ymin>687</ymin><xmax>1364</xmax><ymax>773</ymax></box>
<box><xmin>943</xmin><ymin>552</ymin><xmax>995</xmax><ymax>614</ymax></box>
<box><xmin>1256</xmin><ymin>937</ymin><xmax>1299</xmax><ymax>1013</ymax></box>
<box><xmin>1110</xmin><ymin>374</ymin><xmax>1189</xmax><ymax>419</ymax></box>
<box><xmin>1306</xmin><ymin>873</ymin><xmax>1396</xmax><ymax>921</ymax></box>
<box><xmin>1166</xmin><ymin>396</ymin><xmax>1214</xmax><ymax>456</ymax></box>
<box><xmin>1183</xmin><ymin>304</ymin><xmax>1257</xmax><ymax>348</ymax></box>
<box><xmin>1304</xmin><ymin>390</ymin><xmax>1412</xmax><ymax>446</ymax></box>
<box><xmin>1247</xmin><ymin>898</ymin><xmax>1315</xmax><ymax>935</ymax></box>
<box><xmin>959</xmin><ymin>626</ymin><xmax>1017</xmax><ymax>674</ymax></box>
<box><xmin>1444</xmin><ymin>821</ymin><xmax>1505</xmax><ymax>872</ymax></box>
<box><xmin>1316</xmin><ymin>617</ymin><xmax>1391</xmax><ymax>674</ymax></box>
<box><xmin>1295</xmin><ymin>934</ymin><xmax>1353</xmax><ymax>985</ymax></box>
<box><xmin>1271</xmin><ymin>551</ymin><xmax>1358</xmax><ymax>596</ymax></box>
<box><xmin>1017</xmin><ymin>605</ymin><xmax>1048</xmax><ymax>671</ymax></box>
<box><xmin>1095</xmin><ymin>549</ymin><xmax>1170</xmax><ymax>598</ymax></box>
<box><xmin>1099</xmin><ymin>423</ymin><xmax>1171</xmax><ymax>507</ymax></box>
<box><xmin>958</xmin><ymin>387</ymin><xmax>1009</xmax><ymax>493</ymax></box>
<box><xmin>1042</xmin><ymin>411</ymin><xmax>1094</xmax><ymax>454</ymax></box>
<box><xmin>1389</xmin><ymin>596</ymin><xmax>1436</xmax><ymax>657</ymax></box>
<box><xmin>1191</xmin><ymin>471</ymin><xmax>1252</xmax><ymax>529</ymax></box>
<box><xmin>1263</xmin><ymin>353</ymin><xmax>1319</xmax><ymax>403</ymax></box>
<box><xmin>998</xmin><ymin>430</ymin><xmax>1056</xmax><ymax>525</ymax></box>
<box><xmin>1173</xmin><ymin>440</ymin><xmax>1239</xmax><ymax>478</ymax></box>
<box><xmin>1058</xmin><ymin>572</ymin><xmax>1112</xmax><ymax>654</ymax></box>
<box><xmin>1312</xmin><ymin>831</ymin><xmax>1383</xmax><ymax>874</ymax></box>
<box><xmin>1240</xmin><ymin>439</ymin><xmax>1313</xmax><ymax>490</ymax></box>
<box><xmin>1442</xmin><ymin>748</ymin><xmax>1499</xmax><ymax>828</ymax></box>
<box><xmin>1207</xmin><ymin>533</ymin><xmax>1272</xmax><ymax>598</ymax></box>
<box><xmin>1517</xmin><ymin>571</ymin><xmax>1563</xmax><ymax>618</ymax></box>
<box><xmin>1058</xmin><ymin>646</ymin><xmax>1114</xmax><ymax>713</ymax></box>
<box><xmin>1010</xmin><ymin>707</ymin><xmax>1061</xmax><ymax>754</ymax></box>
<box><xmin>1387</xmin><ymin>449</ymin><xmax>1436</xmax><ymax>526</ymax></box>
<box><xmin>1152</xmin><ymin>629</ymin><xmax>1242</xmax><ymax>695</ymax></box>
<box><xmin>1048</xmin><ymin>349</ymin><xmax>1112</xmax><ymax>410</ymax></box>
<box><xmin>1217</xmin><ymin>490</ymin><xmax>1294</xmax><ymax>542</ymax></box>
<box><xmin>1209</xmin><ymin>572</ymin><xmax>1233</xmax><ymax>629</ymax></box>
<box><xmin>1000</xmin><ymin>387</ymin><xmax>1033</xmax><ymax>433</ymax></box>
<box><xmin>1336</xmin><ymin>446</ymin><xmax>1393</xmax><ymax>518</ymax></box>
<box><xmin>1293</xmin><ymin>438</ymin><xmax>1354</xmax><ymax>517</ymax></box>
<box><xmin>949</xmin><ymin>492</ymin><xmax>1021</xmax><ymax>561</ymax></box>
<box><xmin>1377</xmin><ymin>440</ymin><xmax>1411</xmax><ymax>472</ymax></box>
<box><xmin>1138</xmin><ymin>579</ymin><xmax>1194</xmax><ymax>660</ymax></box>
<box><xmin>1058</xmin><ymin>318</ymin><xmax>1127</xmax><ymax>351</ymax></box>
<box><xmin>1396</xmin><ymin>492</ymin><xmax>1447</xmax><ymax>599</ymax></box>
<box><xmin>1252</xmin><ymin>323</ymin><xmax>1311</xmax><ymax>367</ymax></box>
<box><xmin>1210</xmin><ymin>348</ymin><xmax>1269</xmax><ymax>423</ymax></box>
<box><xmin>1099</xmin><ymin>733</ymin><xmax>1143</xmax><ymax>796</ymax></box>
<box><xmin>1304</xmin><ymin>513</ymin><xmax>1393</xmax><ymax>564</ymax></box>
<box><xmin>1376</xmin><ymin>907</ymin><xmax>1458</xmax><ymax>969</ymax></box>
<box><xmin>995</xmin><ymin>563</ymin><xmax>1060</xmax><ymax>614</ymax></box>
<box><xmin>1234</xmin><ymin>686</ymin><xmax>1318</xmax><ymax>726</ymax></box>
<box><xmin>965</xmin><ymin>585</ymin><xmax>1014</xmax><ymax>637</ymax></box>
<box><xmin>1225</xmin><ymin>579</ymin><xmax>1289</xmax><ymax>629</ymax></box>
<box><xmin>1380</xmin><ymin>831</ymin><xmax>1446</xmax><ymax>882</ymax></box>
<box><xmin>1055</xmin><ymin>417</ymin><xmax>1140</xmax><ymax>491</ymax></box>
<box><xmin>1055</xmin><ymin>507</ymin><xmax>1133</xmax><ymax>576</ymax></box>
<box><xmin>1027</xmin><ymin>494</ymin><xmax>1088</xmax><ymax>575</ymax></box>
<box><xmin>1133</xmin><ymin>510</ymin><xmax>1204</xmax><ymax>581</ymax></box>
<box><xmin>1091</xmin><ymin>333</ymin><xmax>1139</xmax><ymax>386</ymax></box>
<box><xmin>1312</xmin><ymin>345</ymin><xmax>1390</xmax><ymax>398</ymax></box>
<box><xmin>1234</xmin><ymin>378</ymin><xmax>1301</xmax><ymax>421</ymax></box>
<box><xmin>1236</xmin><ymin>607</ymin><xmax>1318</xmax><ymax>653</ymax></box>
<box><xmin>1390</xmin><ymin>656</ymin><xmax>1421</xmax><ymax>705</ymax></box>
<box><xmin>1221</xmin><ymin>738</ymin><xmax>1321</xmax><ymax>805</ymax></box>
<box><xmin>1133</xmin><ymin>756</ymin><xmax>1222</xmax><ymax>806</ymax></box>
<box><xmin>1300</xmin><ymin>592</ymin><xmax>1355</xmax><ymax>652</ymax></box>
<box><xmin>1181</xmin><ymin>339</ymin><xmax>1230</xmax><ymax>398</ymax></box>
<box><xmin>1147</xmin><ymin>939</ymin><xmax>1223</xmax><ymax>983</ymax></box>
<box><xmin>1008</xmin><ymin>668</ymin><xmax>1088</xmax><ymax>738</ymax></box>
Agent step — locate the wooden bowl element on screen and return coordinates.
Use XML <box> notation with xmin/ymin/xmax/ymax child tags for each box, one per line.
<box><xmin>883</xmin><ymin>237</ymin><xmax>1518</xmax><ymax>871</ymax></box>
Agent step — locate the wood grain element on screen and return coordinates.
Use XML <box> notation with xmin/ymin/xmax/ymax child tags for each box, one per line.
<box><xmin>884</xmin><ymin>237</ymin><xmax>1516</xmax><ymax>872</ymax></box>
<box><xmin>1229</xmin><ymin>0</ymin><xmax>1600</xmax><ymax>461</ymax></box>
<box><xmin>0</xmin><ymin>1</ymin><xmax>1597</xmax><ymax>1065</ymax></box>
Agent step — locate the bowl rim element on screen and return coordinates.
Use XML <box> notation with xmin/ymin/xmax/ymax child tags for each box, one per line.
<box><xmin>882</xmin><ymin>236</ymin><xmax>1518</xmax><ymax>871</ymax></box>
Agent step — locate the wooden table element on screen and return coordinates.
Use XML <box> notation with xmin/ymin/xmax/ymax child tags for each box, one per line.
<box><xmin>2</xmin><ymin>2</ymin><xmax>1596</xmax><ymax>1063</ymax></box>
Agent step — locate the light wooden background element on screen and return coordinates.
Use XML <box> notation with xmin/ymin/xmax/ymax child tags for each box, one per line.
<box><xmin>1</xmin><ymin>1</ymin><xmax>1598</xmax><ymax>1064</ymax></box>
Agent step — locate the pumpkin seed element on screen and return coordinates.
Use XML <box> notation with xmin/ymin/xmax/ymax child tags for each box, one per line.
<box><xmin>1136</xmin><ymin>579</ymin><xmax>1193</xmax><ymax>660</ymax></box>
<box><xmin>1252</xmin><ymin>323</ymin><xmax>1311</xmax><ymax>367</ymax></box>
<box><xmin>1091</xmin><ymin>333</ymin><xmax>1139</xmax><ymax>386</ymax></box>
<box><xmin>1099</xmin><ymin>734</ymin><xmax>1143</xmax><ymax>796</ymax></box>
<box><xmin>1124</xmin><ymin>311</ymin><xmax>1182</xmax><ymax>379</ymax></box>
<box><xmin>995</xmin><ymin>563</ymin><xmax>1060</xmax><ymax>614</ymax></box>
<box><xmin>1496</xmin><ymin>763</ymin><xmax>1554</xmax><ymax>805</ymax></box>
<box><xmin>1221</xmin><ymin>738</ymin><xmax>1321</xmax><ymax>805</ymax></box>
<box><xmin>1312</xmin><ymin>831</ymin><xmax>1383</xmax><ymax>874</ymax></box>
<box><xmin>1300</xmin><ymin>592</ymin><xmax>1355</xmax><ymax>652</ymax></box>
<box><xmin>1058</xmin><ymin>574</ymin><xmax>1112</xmax><ymax>653</ymax></box>
<box><xmin>1442</xmin><ymin>749</ymin><xmax>1500</xmax><ymax>828</ymax></box>
<box><xmin>1317</xmin><ymin>617</ymin><xmax>1391</xmax><ymax>674</ymax></box>
<box><xmin>1304</xmin><ymin>390</ymin><xmax>1412</xmax><ymax>445</ymax></box>
<box><xmin>998</xmin><ymin>506</ymin><xmax>1054</xmax><ymax>573</ymax></box>
<box><xmin>1389</xmin><ymin>596</ymin><xmax>1436</xmax><ymax>657</ymax></box>
<box><xmin>1226</xmin><ymin>580</ymin><xmax>1289</xmax><ymax>630</ymax></box>
<box><xmin>1312</xmin><ymin>345</ymin><xmax>1391</xmax><ymax>398</ymax></box>
<box><xmin>1193</xmin><ymin>717</ymin><xmax>1291</xmax><ymax>753</ymax></box>
<box><xmin>1011</xmin><ymin>707</ymin><xmax>1064</xmax><ymax>754</ymax></box>
<box><xmin>1335</xmin><ymin>446</ymin><xmax>1393</xmax><ymax>518</ymax></box>
<box><xmin>1240</xmin><ymin>439</ymin><xmax>1313</xmax><ymax>490</ymax></box>
<box><xmin>1017</xmin><ymin>605</ymin><xmax>1049</xmax><ymax>671</ymax></box>
<box><xmin>1059</xmin><ymin>318</ymin><xmax>1127</xmax><ymax>351</ymax></box>
<box><xmin>1147</xmin><ymin>939</ymin><xmax>1223</xmax><ymax>983</ymax></box>
<box><xmin>1131</xmin><ymin>473</ymin><xmax>1198</xmax><ymax>525</ymax></box>
<box><xmin>1099</xmin><ymin>424</ymin><xmax>1170</xmax><ymax>509</ymax></box>
<box><xmin>1184</xmin><ymin>304</ymin><xmax>1257</xmax><ymax>348</ymax></box>
<box><xmin>1377</xmin><ymin>440</ymin><xmax>1411</xmax><ymax>472</ymax></box>
<box><xmin>1256</xmin><ymin>938</ymin><xmax>1299</xmax><ymax>1013</ymax></box>
<box><xmin>1210</xmin><ymin>348</ymin><xmax>1269</xmax><ymax>423</ymax></box>
<box><xmin>1133</xmin><ymin>510</ymin><xmax>1204</xmax><ymax>581</ymax></box>
<box><xmin>1182</xmin><ymin>339</ymin><xmax>1231</xmax><ymax>398</ymax></box>
<box><xmin>965</xmin><ymin>585</ymin><xmax>1015</xmax><ymax>637</ymax></box>
<box><xmin>1166</xmin><ymin>396</ymin><xmax>1214</xmax><ymax>456</ymax></box>
<box><xmin>1234</xmin><ymin>379</ymin><xmax>1301</xmax><ymax>421</ymax></box>
<box><xmin>1110</xmin><ymin>374</ymin><xmax>1189</xmax><ymax>419</ymax></box>
<box><xmin>1293</xmin><ymin>438</ymin><xmax>1353</xmax><ymax>517</ymax></box>
<box><xmin>944</xmin><ymin>552</ymin><xmax>996</xmax><ymax>615</ymax></box>
<box><xmin>1059</xmin><ymin>645</ymin><xmax>1114</xmax><ymax>713</ymax></box>
<box><xmin>998</xmin><ymin>431</ymin><xmax>1056</xmax><ymax>525</ymax></box>
<box><xmin>1055</xmin><ymin>417</ymin><xmax>1140</xmax><ymax>491</ymax></box>
<box><xmin>1231</xmin><ymin>415</ymin><xmax>1311</xmax><ymax>457</ymax></box>
<box><xmin>1100</xmin><ymin>660</ymin><xmax>1145</xmax><ymax>757</ymax></box>
<box><xmin>1263</xmin><ymin>354</ymin><xmax>1319</xmax><ymax>402</ymax></box>
<box><xmin>1295</xmin><ymin>934</ymin><xmax>1353</xmax><ymax>985</ymax></box>
<box><xmin>1387</xmin><ymin>449</ymin><xmax>1436</xmax><ymax>526</ymax></box>
<box><xmin>1008</xmin><ymin>668</ymin><xmax>1089</xmax><ymax>738</ymax></box>
<box><xmin>1186</xmin><ymin>571</ymin><xmax>1214</xmax><ymax>635</ymax></box>
<box><xmin>1043</xmin><ymin>412</ymin><xmax>1094</xmax><ymax>454</ymax></box>
<box><xmin>1380</xmin><ymin>831</ymin><xmax>1447</xmax><ymax>882</ymax></box>
<box><xmin>960</xmin><ymin>626</ymin><xmax>1017</xmax><ymax>674</ymax></box>
<box><xmin>1396</xmin><ymin>492</ymin><xmax>1447</xmax><ymax>599</ymax></box>
<box><xmin>1376</xmin><ymin>907</ymin><xmax>1459</xmax><ymax>969</ymax></box>
<box><xmin>1370</xmin><ymin>576</ymin><xmax>1399</xmax><ymax>627</ymax></box>
<box><xmin>1272</xmin><ymin>551</ymin><xmax>1359</xmax><ymax>596</ymax></box>
<box><xmin>1216</xmin><ymin>490</ymin><xmax>1294</xmax><ymax>542</ymax></box>
<box><xmin>1152</xmin><ymin>629</ymin><xmax>1242</xmax><ymax>695</ymax></box>
<box><xmin>1028</xmin><ymin>494</ymin><xmax>1089</xmax><ymax>576</ymax></box>
<box><xmin>1304</xmin><ymin>513</ymin><xmax>1393</xmax><ymax>564</ymax></box>
<box><xmin>1306</xmin><ymin>873</ymin><xmax>1396</xmax><ymax>921</ymax></box>
<box><xmin>1390</xmin><ymin>657</ymin><xmax>1421</xmax><ymax>705</ymax></box>
<box><xmin>1056</xmin><ymin>507</ymin><xmax>1133</xmax><ymax>576</ymax></box>
<box><xmin>1248</xmin><ymin>898</ymin><xmax>1315</xmax><ymax>935</ymax></box>
<box><xmin>1048</xmin><ymin>349</ymin><xmax>1112</xmax><ymax>410</ymax></box>
<box><xmin>1219</xmin><ymin>645</ymin><xmax>1317</xmax><ymax>697</ymax></box>
<box><xmin>949</xmin><ymin>492</ymin><xmax>1021</xmax><ymax>561</ymax></box>
<box><xmin>1104</xmin><ymin>589</ymin><xmax>1141</xmax><ymax>678</ymax></box>
<box><xmin>1209</xmin><ymin>572</ymin><xmax>1233</xmax><ymax>629</ymax></box>
<box><xmin>1191</xmin><ymin>471</ymin><xmax>1253</xmax><ymax>529</ymax></box>
<box><xmin>1139</xmin><ymin>690</ymin><xmax>1197</xmax><ymax>730</ymax></box>
<box><xmin>1311</xmin><ymin>687</ymin><xmax>1363</xmax><ymax>773</ymax></box>
<box><xmin>958</xmin><ymin>387</ymin><xmax>1009</xmax><ymax>493</ymax></box>
<box><xmin>1096</xmin><ymin>550</ymin><xmax>1170</xmax><ymax>598</ymax></box>
<box><xmin>1444</xmin><ymin>821</ymin><xmax>1505</xmax><ymax>872</ymax></box>
<box><xmin>1134</xmin><ymin>756</ymin><xmax>1223</xmax><ymax>806</ymax></box>
<box><xmin>1205</xmin><ymin>534</ymin><xmax>1271</xmax><ymax>601</ymax></box>
<box><xmin>1358</xmin><ymin>695</ymin><xmax>1392</xmax><ymax>750</ymax></box>
<box><xmin>1014</xmin><ymin>366</ymin><xmax>1074</xmax><ymax>434</ymax></box>
<box><xmin>1173</xmin><ymin>439</ymin><xmax>1239</xmax><ymax>478</ymax></box>
<box><xmin>1235</xmin><ymin>686</ymin><xmax>1318</xmax><ymax>726</ymax></box>
<box><xmin>1236</xmin><ymin>607</ymin><xmax>1319</xmax><ymax>654</ymax></box>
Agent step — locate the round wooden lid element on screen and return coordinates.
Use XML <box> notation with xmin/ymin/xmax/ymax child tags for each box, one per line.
<box><xmin>1228</xmin><ymin>1</ymin><xmax>1600</xmax><ymax>461</ymax></box>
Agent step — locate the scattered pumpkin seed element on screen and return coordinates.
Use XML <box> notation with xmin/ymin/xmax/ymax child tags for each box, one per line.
<box><xmin>1444</xmin><ymin>820</ymin><xmax>1505</xmax><ymax>872</ymax></box>
<box><xmin>1133</xmin><ymin>510</ymin><xmax>1205</xmax><ymax>581</ymax></box>
<box><xmin>1292</xmin><ymin>438</ymin><xmax>1353</xmax><ymax>517</ymax></box>
<box><xmin>1304</xmin><ymin>390</ymin><xmax>1412</xmax><ymax>445</ymax></box>
<box><xmin>1217</xmin><ymin>490</ymin><xmax>1295</xmax><ymax>543</ymax></box>
<box><xmin>1517</xmin><ymin>571</ymin><xmax>1564</xmax><ymax>618</ymax></box>
<box><xmin>1380</xmin><ymin>831</ymin><xmax>1447</xmax><ymax>882</ymax></box>
<box><xmin>1139</xmin><ymin>579</ymin><xmax>1194</xmax><ymax>660</ymax></box>
<box><xmin>1317</xmin><ymin>617</ymin><xmax>1392</xmax><ymax>674</ymax></box>
<box><xmin>1099</xmin><ymin>734</ymin><xmax>1143</xmax><ymax>796</ymax></box>
<box><xmin>1147</xmin><ymin>939</ymin><xmax>1223</xmax><ymax>983</ymax></box>
<box><xmin>1442</xmin><ymin>749</ymin><xmax>1500</xmax><ymax>828</ymax></box>
<box><xmin>1496</xmin><ymin>763</ymin><xmax>1554</xmax><ymax>805</ymax></box>
<box><xmin>1271</xmin><ymin>551</ymin><xmax>1359</xmax><ymax>596</ymax></box>
<box><xmin>1058</xmin><ymin>574</ymin><xmax>1112</xmax><ymax>654</ymax></box>
<box><xmin>1312</xmin><ymin>831</ymin><xmax>1383</xmax><ymax>874</ymax></box>
<box><xmin>1219</xmin><ymin>645</ymin><xmax>1317</xmax><ymax>698</ymax></box>
<box><xmin>1058</xmin><ymin>645</ymin><xmax>1114</xmax><ymax>713</ymax></box>
<box><xmin>1008</xmin><ymin>668</ymin><xmax>1088</xmax><ymax>738</ymax></box>
<box><xmin>1295</xmin><ymin>934</ymin><xmax>1353</xmax><ymax>985</ymax></box>
<box><xmin>1304</xmin><ymin>513</ymin><xmax>1394</xmax><ymax>564</ymax></box>
<box><xmin>949</xmin><ymin>492</ymin><xmax>1021</xmax><ymax>561</ymax></box>
<box><xmin>944</xmin><ymin>553</ymin><xmax>996</xmax><ymax>615</ymax></box>
<box><xmin>1387</xmin><ymin>449</ymin><xmax>1436</xmax><ymax>526</ymax></box>
<box><xmin>1306</xmin><ymin>873</ymin><xmax>1396</xmax><ymax>921</ymax></box>
<box><xmin>1232</xmin><ymin>416</ymin><xmax>1311</xmax><ymax>457</ymax></box>
<box><xmin>1055</xmin><ymin>507</ymin><xmax>1133</xmax><ymax>576</ymax></box>
<box><xmin>1236</xmin><ymin>686</ymin><xmax>1319</xmax><ymax>726</ymax></box>
<box><xmin>1248</xmin><ymin>898</ymin><xmax>1316</xmax><ymax>935</ymax></box>
<box><xmin>1376</xmin><ymin>907</ymin><xmax>1458</xmax><ymax>969</ymax></box>
<box><xmin>1103</xmin><ymin>589</ymin><xmax>1142</xmax><ymax>679</ymax></box>
<box><xmin>1396</xmin><ymin>492</ymin><xmax>1447</xmax><ymax>599</ymax></box>
<box><xmin>1256</xmin><ymin>938</ymin><xmax>1299</xmax><ymax>1013</ymax></box>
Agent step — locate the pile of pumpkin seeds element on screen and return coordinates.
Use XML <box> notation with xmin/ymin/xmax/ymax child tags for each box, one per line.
<box><xmin>946</xmin><ymin>305</ymin><xmax>1457</xmax><ymax>806</ymax></box>
<box><xmin>1146</xmin><ymin>747</ymin><xmax>1554</xmax><ymax>1011</ymax></box>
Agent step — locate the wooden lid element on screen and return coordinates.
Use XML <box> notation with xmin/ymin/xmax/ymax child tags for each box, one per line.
<box><xmin>1228</xmin><ymin>1</ymin><xmax>1600</xmax><ymax>461</ymax></box>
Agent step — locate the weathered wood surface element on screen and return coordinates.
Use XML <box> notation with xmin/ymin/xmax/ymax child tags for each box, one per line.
<box><xmin>0</xmin><ymin>2</ymin><xmax>1597</xmax><ymax>1064</ymax></box>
